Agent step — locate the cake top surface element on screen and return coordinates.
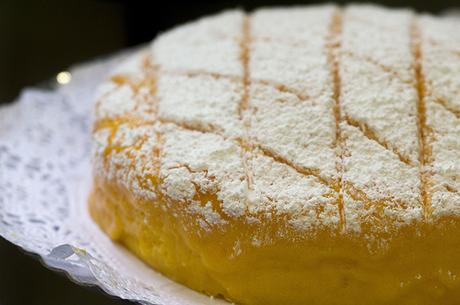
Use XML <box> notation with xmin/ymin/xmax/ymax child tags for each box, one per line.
<box><xmin>92</xmin><ymin>4</ymin><xmax>460</xmax><ymax>241</ymax></box>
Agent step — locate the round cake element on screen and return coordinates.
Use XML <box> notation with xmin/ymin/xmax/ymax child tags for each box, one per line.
<box><xmin>89</xmin><ymin>4</ymin><xmax>460</xmax><ymax>305</ymax></box>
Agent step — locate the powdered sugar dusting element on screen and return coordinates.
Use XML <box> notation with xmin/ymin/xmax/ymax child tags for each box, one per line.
<box><xmin>93</xmin><ymin>5</ymin><xmax>460</xmax><ymax>244</ymax></box>
<box><xmin>251</xmin><ymin>6</ymin><xmax>335</xmax><ymax>99</ymax></box>
<box><xmin>341</xmin><ymin>123</ymin><xmax>422</xmax><ymax>222</ymax></box>
<box><xmin>249</xmin><ymin>152</ymin><xmax>339</xmax><ymax>230</ymax></box>
<box><xmin>248</xmin><ymin>83</ymin><xmax>337</xmax><ymax>182</ymax></box>
<box><xmin>420</xmin><ymin>15</ymin><xmax>460</xmax><ymax>218</ymax></box>
<box><xmin>152</xmin><ymin>11</ymin><xmax>245</xmax><ymax>76</ymax></box>
<box><xmin>159</xmin><ymin>123</ymin><xmax>248</xmax><ymax>218</ymax></box>
<box><xmin>157</xmin><ymin>73</ymin><xmax>243</xmax><ymax>138</ymax></box>
<box><xmin>341</xmin><ymin>6</ymin><xmax>420</xmax><ymax>166</ymax></box>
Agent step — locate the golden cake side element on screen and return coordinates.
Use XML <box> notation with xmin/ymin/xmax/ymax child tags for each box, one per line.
<box><xmin>89</xmin><ymin>178</ymin><xmax>460</xmax><ymax>305</ymax></box>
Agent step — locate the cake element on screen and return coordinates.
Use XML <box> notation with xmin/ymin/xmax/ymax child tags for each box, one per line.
<box><xmin>89</xmin><ymin>4</ymin><xmax>460</xmax><ymax>305</ymax></box>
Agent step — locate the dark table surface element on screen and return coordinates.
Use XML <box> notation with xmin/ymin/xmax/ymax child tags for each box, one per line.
<box><xmin>0</xmin><ymin>0</ymin><xmax>457</xmax><ymax>304</ymax></box>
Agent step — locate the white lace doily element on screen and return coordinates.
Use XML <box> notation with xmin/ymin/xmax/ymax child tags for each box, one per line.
<box><xmin>0</xmin><ymin>50</ymin><xmax>228</xmax><ymax>305</ymax></box>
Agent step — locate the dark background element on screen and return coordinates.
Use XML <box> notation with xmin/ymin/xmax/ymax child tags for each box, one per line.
<box><xmin>0</xmin><ymin>0</ymin><xmax>457</xmax><ymax>304</ymax></box>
